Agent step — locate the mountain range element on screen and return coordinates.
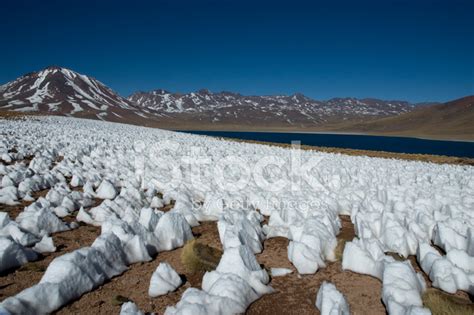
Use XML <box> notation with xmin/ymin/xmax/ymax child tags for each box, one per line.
<box><xmin>128</xmin><ymin>89</ymin><xmax>417</xmax><ymax>126</ymax></box>
<box><xmin>0</xmin><ymin>66</ymin><xmax>472</xmax><ymax>140</ymax></box>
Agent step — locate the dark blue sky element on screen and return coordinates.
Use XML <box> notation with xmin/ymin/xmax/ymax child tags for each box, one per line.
<box><xmin>1</xmin><ymin>0</ymin><xmax>473</xmax><ymax>102</ymax></box>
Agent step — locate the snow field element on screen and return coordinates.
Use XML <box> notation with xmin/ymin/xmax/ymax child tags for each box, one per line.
<box><xmin>0</xmin><ymin>116</ymin><xmax>473</xmax><ymax>314</ymax></box>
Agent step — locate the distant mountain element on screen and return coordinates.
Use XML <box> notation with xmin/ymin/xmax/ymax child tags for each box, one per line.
<box><xmin>0</xmin><ymin>66</ymin><xmax>156</xmax><ymax>122</ymax></box>
<box><xmin>330</xmin><ymin>95</ymin><xmax>474</xmax><ymax>140</ymax></box>
<box><xmin>128</xmin><ymin>89</ymin><xmax>414</xmax><ymax>127</ymax></box>
<box><xmin>2</xmin><ymin>66</ymin><xmax>470</xmax><ymax>140</ymax></box>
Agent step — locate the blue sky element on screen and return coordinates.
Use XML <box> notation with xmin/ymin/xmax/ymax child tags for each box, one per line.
<box><xmin>1</xmin><ymin>0</ymin><xmax>473</xmax><ymax>102</ymax></box>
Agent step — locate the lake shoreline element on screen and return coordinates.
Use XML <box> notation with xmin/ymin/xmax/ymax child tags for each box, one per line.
<box><xmin>4</xmin><ymin>112</ymin><xmax>473</xmax><ymax>165</ymax></box>
<box><xmin>172</xmin><ymin>127</ymin><xmax>474</xmax><ymax>143</ymax></box>
<box><xmin>176</xmin><ymin>130</ymin><xmax>474</xmax><ymax>166</ymax></box>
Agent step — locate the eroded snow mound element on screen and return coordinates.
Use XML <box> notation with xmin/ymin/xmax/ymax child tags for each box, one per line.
<box><xmin>166</xmin><ymin>245</ymin><xmax>273</xmax><ymax>314</ymax></box>
<box><xmin>382</xmin><ymin>261</ymin><xmax>429</xmax><ymax>315</ymax></box>
<box><xmin>138</xmin><ymin>207</ymin><xmax>163</xmax><ymax>231</ymax></box>
<box><xmin>288</xmin><ymin>214</ymin><xmax>339</xmax><ymax>274</ymax></box>
<box><xmin>0</xmin><ymin>236</ymin><xmax>37</xmax><ymax>273</ymax></box>
<box><xmin>271</xmin><ymin>268</ymin><xmax>293</xmax><ymax>277</ymax></box>
<box><xmin>342</xmin><ymin>237</ymin><xmax>394</xmax><ymax>280</ymax></box>
<box><xmin>45</xmin><ymin>182</ymin><xmax>85</xmax><ymax>217</ymax></box>
<box><xmin>95</xmin><ymin>180</ymin><xmax>117</xmax><ymax>199</ymax></box>
<box><xmin>432</xmin><ymin>223</ymin><xmax>468</xmax><ymax>253</ymax></box>
<box><xmin>0</xmin><ymin>212</ymin><xmax>10</xmax><ymax>228</ymax></box>
<box><xmin>198</xmin><ymin>193</ymin><xmax>224</xmax><ymax>220</ymax></box>
<box><xmin>271</xmin><ymin>198</ymin><xmax>342</xmax><ymax>275</ymax></box>
<box><xmin>315</xmin><ymin>281</ymin><xmax>350</xmax><ymax>315</ymax></box>
<box><xmin>16</xmin><ymin>199</ymin><xmax>71</xmax><ymax>237</ymax></box>
<box><xmin>76</xmin><ymin>185</ymin><xmax>147</xmax><ymax>225</ymax></box>
<box><xmin>205</xmin><ymin>245</ymin><xmax>273</xmax><ymax>296</ymax></box>
<box><xmin>165</xmin><ymin>287</ymin><xmax>243</xmax><ymax>315</ymax></box>
<box><xmin>101</xmin><ymin>218</ymin><xmax>155</xmax><ymax>264</ymax></box>
<box><xmin>120</xmin><ymin>302</ymin><xmax>144</xmax><ymax>315</ymax></box>
<box><xmin>154</xmin><ymin>212</ymin><xmax>193</xmax><ymax>251</ymax></box>
<box><xmin>343</xmin><ymin>240</ymin><xmax>433</xmax><ymax>314</ymax></box>
<box><xmin>0</xmin><ymin>233</ymin><xmax>128</xmax><ymax>314</ymax></box>
<box><xmin>0</xmin><ymin>213</ymin><xmax>39</xmax><ymax>246</ymax></box>
<box><xmin>148</xmin><ymin>262</ymin><xmax>182</xmax><ymax>297</ymax></box>
<box><xmin>0</xmin><ymin>186</ymin><xmax>19</xmax><ymax>205</ymax></box>
<box><xmin>32</xmin><ymin>235</ymin><xmax>56</xmax><ymax>253</ymax></box>
<box><xmin>417</xmin><ymin>243</ymin><xmax>474</xmax><ymax>294</ymax></box>
<box><xmin>218</xmin><ymin>209</ymin><xmax>264</xmax><ymax>253</ymax></box>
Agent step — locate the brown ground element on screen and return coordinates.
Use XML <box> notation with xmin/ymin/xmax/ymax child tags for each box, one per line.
<box><xmin>1</xmin><ymin>203</ymin><xmax>473</xmax><ymax>314</ymax></box>
<box><xmin>0</xmin><ymin>181</ymin><xmax>102</xmax><ymax>299</ymax></box>
<box><xmin>56</xmin><ymin>245</ymin><xmax>190</xmax><ymax>314</ymax></box>
<box><xmin>191</xmin><ymin>221</ymin><xmax>222</xmax><ymax>251</ymax></box>
<box><xmin>247</xmin><ymin>215</ymin><xmax>386</xmax><ymax>315</ymax></box>
<box><xmin>0</xmin><ymin>224</ymin><xmax>100</xmax><ymax>301</ymax></box>
<box><xmin>248</xmin><ymin>216</ymin><xmax>473</xmax><ymax>314</ymax></box>
<box><xmin>0</xmin><ymin>111</ymin><xmax>43</xmax><ymax>119</ymax></box>
<box><xmin>159</xmin><ymin>200</ymin><xmax>176</xmax><ymax>213</ymax></box>
<box><xmin>55</xmin><ymin>221</ymin><xmax>221</xmax><ymax>314</ymax></box>
<box><xmin>332</xmin><ymin>96</ymin><xmax>474</xmax><ymax>141</ymax></box>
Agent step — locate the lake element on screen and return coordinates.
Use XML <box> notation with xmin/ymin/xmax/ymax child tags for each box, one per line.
<box><xmin>178</xmin><ymin>130</ymin><xmax>474</xmax><ymax>158</ymax></box>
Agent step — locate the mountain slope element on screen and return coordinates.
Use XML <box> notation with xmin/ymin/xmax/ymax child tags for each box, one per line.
<box><xmin>1</xmin><ymin>66</ymin><xmax>415</xmax><ymax>128</ymax></box>
<box><xmin>0</xmin><ymin>66</ymin><xmax>157</xmax><ymax>122</ymax></box>
<box><xmin>329</xmin><ymin>96</ymin><xmax>474</xmax><ymax>140</ymax></box>
<box><xmin>128</xmin><ymin>89</ymin><xmax>414</xmax><ymax>127</ymax></box>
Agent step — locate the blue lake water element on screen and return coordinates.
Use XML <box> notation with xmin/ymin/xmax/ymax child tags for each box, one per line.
<box><xmin>178</xmin><ymin>131</ymin><xmax>474</xmax><ymax>158</ymax></box>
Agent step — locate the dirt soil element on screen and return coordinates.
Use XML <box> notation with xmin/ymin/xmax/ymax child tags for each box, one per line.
<box><xmin>1</xmin><ymin>206</ymin><xmax>472</xmax><ymax>314</ymax></box>
<box><xmin>55</xmin><ymin>221</ymin><xmax>221</xmax><ymax>314</ymax></box>
<box><xmin>0</xmin><ymin>183</ymin><xmax>102</xmax><ymax>300</ymax></box>
<box><xmin>56</xmin><ymin>246</ymin><xmax>190</xmax><ymax>314</ymax></box>
<box><xmin>247</xmin><ymin>215</ymin><xmax>386</xmax><ymax>315</ymax></box>
<box><xmin>0</xmin><ymin>224</ymin><xmax>100</xmax><ymax>301</ymax></box>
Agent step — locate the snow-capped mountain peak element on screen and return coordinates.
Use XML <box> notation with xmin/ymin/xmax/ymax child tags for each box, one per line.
<box><xmin>0</xmin><ymin>66</ymin><xmax>138</xmax><ymax>116</ymax></box>
<box><xmin>1</xmin><ymin>66</ymin><xmax>417</xmax><ymax>128</ymax></box>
